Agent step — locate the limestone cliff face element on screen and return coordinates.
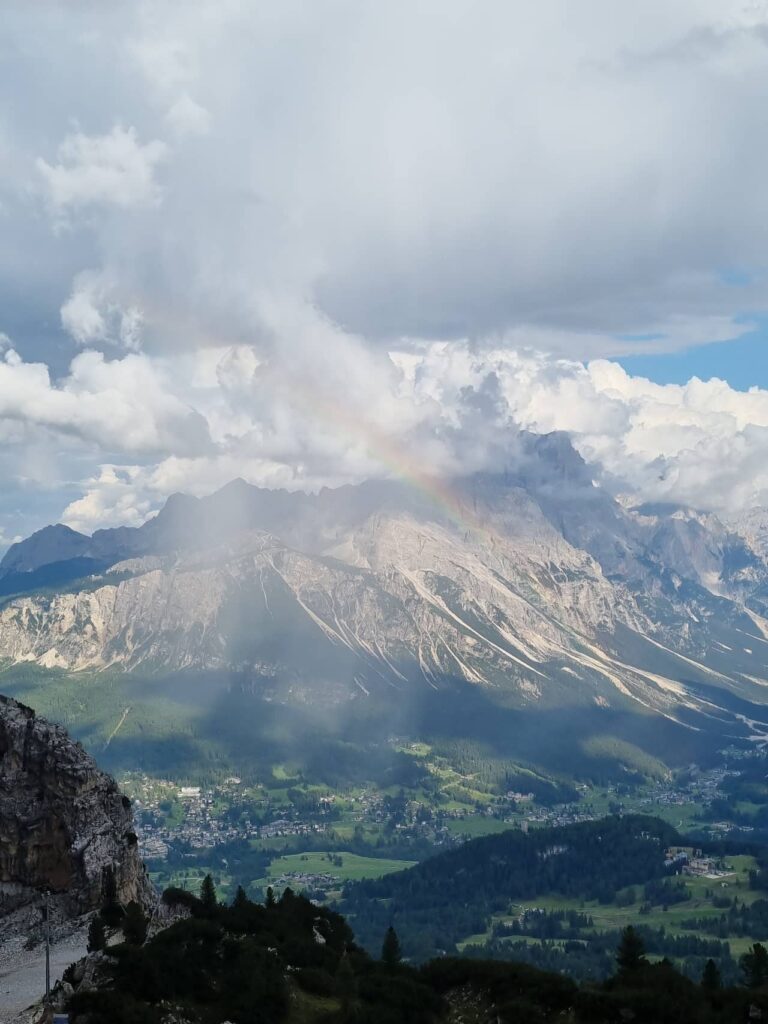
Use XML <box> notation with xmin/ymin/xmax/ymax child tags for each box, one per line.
<box><xmin>0</xmin><ymin>695</ymin><xmax>153</xmax><ymax>927</ymax></box>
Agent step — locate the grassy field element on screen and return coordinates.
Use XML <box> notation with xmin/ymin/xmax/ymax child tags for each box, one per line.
<box><xmin>265</xmin><ymin>850</ymin><xmax>416</xmax><ymax>883</ymax></box>
<box><xmin>150</xmin><ymin>865</ymin><xmax>236</xmax><ymax>900</ymax></box>
<box><xmin>634</xmin><ymin>802</ymin><xmax>706</xmax><ymax>832</ymax></box>
<box><xmin>446</xmin><ymin>816</ymin><xmax>512</xmax><ymax>838</ymax></box>
<box><xmin>150</xmin><ymin>849</ymin><xmax>416</xmax><ymax>909</ymax></box>
<box><xmin>458</xmin><ymin>855</ymin><xmax>762</xmax><ymax>956</ymax></box>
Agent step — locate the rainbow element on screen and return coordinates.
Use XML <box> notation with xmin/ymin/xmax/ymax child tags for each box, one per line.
<box><xmin>293</xmin><ymin>383</ymin><xmax>496</xmax><ymax>545</ymax></box>
<box><xmin>140</xmin><ymin>311</ymin><xmax>501</xmax><ymax>541</ymax></box>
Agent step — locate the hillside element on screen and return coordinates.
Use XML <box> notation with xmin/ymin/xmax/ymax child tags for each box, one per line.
<box><xmin>339</xmin><ymin>812</ymin><xmax>768</xmax><ymax>986</ymax></box>
<box><xmin>341</xmin><ymin>815</ymin><xmax>682</xmax><ymax>960</ymax></box>
<box><xmin>60</xmin><ymin>874</ymin><xmax>768</xmax><ymax>1024</ymax></box>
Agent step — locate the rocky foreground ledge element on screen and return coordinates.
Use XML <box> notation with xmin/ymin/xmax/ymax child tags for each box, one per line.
<box><xmin>0</xmin><ymin>694</ymin><xmax>155</xmax><ymax>1018</ymax></box>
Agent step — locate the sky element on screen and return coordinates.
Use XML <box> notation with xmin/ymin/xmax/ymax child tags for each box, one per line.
<box><xmin>3</xmin><ymin>1</ymin><xmax>768</xmax><ymax>546</ymax></box>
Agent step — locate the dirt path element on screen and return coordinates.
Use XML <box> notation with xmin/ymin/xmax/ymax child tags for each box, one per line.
<box><xmin>0</xmin><ymin>935</ymin><xmax>87</xmax><ymax>1020</ymax></box>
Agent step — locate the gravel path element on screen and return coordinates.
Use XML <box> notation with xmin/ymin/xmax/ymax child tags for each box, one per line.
<box><xmin>0</xmin><ymin>935</ymin><xmax>87</xmax><ymax>1020</ymax></box>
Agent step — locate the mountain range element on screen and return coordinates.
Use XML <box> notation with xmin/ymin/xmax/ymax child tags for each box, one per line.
<box><xmin>1</xmin><ymin>431</ymin><xmax>768</xmax><ymax>778</ymax></box>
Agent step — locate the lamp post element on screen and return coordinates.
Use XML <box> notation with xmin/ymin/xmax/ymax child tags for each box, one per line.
<box><xmin>42</xmin><ymin>891</ymin><xmax>50</xmax><ymax>1003</ymax></box>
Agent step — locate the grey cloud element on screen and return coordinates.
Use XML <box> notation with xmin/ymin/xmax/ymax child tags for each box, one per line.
<box><xmin>3</xmin><ymin>1</ymin><xmax>767</xmax><ymax>359</ymax></box>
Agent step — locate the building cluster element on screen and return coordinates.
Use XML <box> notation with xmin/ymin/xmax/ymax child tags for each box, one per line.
<box><xmin>124</xmin><ymin>752</ymin><xmax>759</xmax><ymax>876</ymax></box>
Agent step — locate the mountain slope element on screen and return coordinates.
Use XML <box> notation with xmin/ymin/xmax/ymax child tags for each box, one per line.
<box><xmin>1</xmin><ymin>433</ymin><xmax>768</xmax><ymax>768</ymax></box>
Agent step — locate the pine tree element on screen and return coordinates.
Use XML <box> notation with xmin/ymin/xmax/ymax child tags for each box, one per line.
<box><xmin>87</xmin><ymin>914</ymin><xmax>106</xmax><ymax>952</ymax></box>
<box><xmin>122</xmin><ymin>901</ymin><xmax>148</xmax><ymax>946</ymax></box>
<box><xmin>265</xmin><ymin>886</ymin><xmax>276</xmax><ymax>908</ymax></box>
<box><xmin>200</xmin><ymin>873</ymin><xmax>217</xmax><ymax>913</ymax></box>
<box><xmin>741</xmin><ymin>942</ymin><xmax>768</xmax><ymax>988</ymax></box>
<box><xmin>381</xmin><ymin>925</ymin><xmax>402</xmax><ymax>967</ymax></box>
<box><xmin>616</xmin><ymin>926</ymin><xmax>646</xmax><ymax>973</ymax></box>
<box><xmin>701</xmin><ymin>958</ymin><xmax>722</xmax><ymax>992</ymax></box>
<box><xmin>233</xmin><ymin>885</ymin><xmax>249</xmax><ymax>910</ymax></box>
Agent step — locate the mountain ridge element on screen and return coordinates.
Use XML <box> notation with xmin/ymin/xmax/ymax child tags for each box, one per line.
<box><xmin>1</xmin><ymin>432</ymin><xmax>768</xmax><ymax>771</ymax></box>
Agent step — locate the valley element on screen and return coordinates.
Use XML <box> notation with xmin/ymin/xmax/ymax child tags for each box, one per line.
<box><xmin>111</xmin><ymin>735</ymin><xmax>768</xmax><ymax>983</ymax></box>
<box><xmin>4</xmin><ymin>465</ymin><xmax>768</xmax><ymax>992</ymax></box>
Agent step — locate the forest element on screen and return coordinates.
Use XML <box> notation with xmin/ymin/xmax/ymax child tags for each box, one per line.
<box><xmin>341</xmin><ymin>814</ymin><xmax>683</xmax><ymax>960</ymax></box>
<box><xmin>64</xmin><ymin>876</ymin><xmax>768</xmax><ymax>1024</ymax></box>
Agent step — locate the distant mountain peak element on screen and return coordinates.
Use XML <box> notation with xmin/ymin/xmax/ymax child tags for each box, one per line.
<box><xmin>0</xmin><ymin>522</ymin><xmax>90</xmax><ymax>574</ymax></box>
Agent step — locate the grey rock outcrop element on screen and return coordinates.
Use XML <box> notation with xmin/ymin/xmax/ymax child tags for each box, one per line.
<box><xmin>0</xmin><ymin>695</ymin><xmax>154</xmax><ymax>936</ymax></box>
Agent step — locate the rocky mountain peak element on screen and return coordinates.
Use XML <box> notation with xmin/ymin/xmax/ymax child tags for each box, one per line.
<box><xmin>0</xmin><ymin>524</ymin><xmax>90</xmax><ymax>576</ymax></box>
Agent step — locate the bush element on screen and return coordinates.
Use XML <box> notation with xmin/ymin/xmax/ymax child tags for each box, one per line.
<box><xmin>162</xmin><ymin>886</ymin><xmax>201</xmax><ymax>911</ymax></box>
<box><xmin>295</xmin><ymin>966</ymin><xmax>336</xmax><ymax>997</ymax></box>
<box><xmin>122</xmin><ymin>901</ymin><xmax>148</xmax><ymax>946</ymax></box>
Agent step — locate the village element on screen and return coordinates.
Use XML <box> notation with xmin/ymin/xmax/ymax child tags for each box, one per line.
<box><xmin>124</xmin><ymin>754</ymin><xmax>755</xmax><ymax>876</ymax></box>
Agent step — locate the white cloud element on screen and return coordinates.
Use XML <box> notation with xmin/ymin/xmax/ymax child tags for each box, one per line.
<box><xmin>10</xmin><ymin>0</ymin><xmax>768</xmax><ymax>362</ymax></box>
<box><xmin>165</xmin><ymin>94</ymin><xmax>211</xmax><ymax>138</ymax></box>
<box><xmin>128</xmin><ymin>35</ymin><xmax>196</xmax><ymax>96</ymax></box>
<box><xmin>382</xmin><ymin>343</ymin><xmax>768</xmax><ymax>516</ymax></box>
<box><xmin>61</xmin><ymin>271</ymin><xmax>144</xmax><ymax>350</ymax></box>
<box><xmin>0</xmin><ymin>347</ymin><xmax>208</xmax><ymax>455</ymax></box>
<box><xmin>61</xmin><ymin>465</ymin><xmax>152</xmax><ymax>533</ymax></box>
<box><xmin>16</xmin><ymin>335</ymin><xmax>768</xmax><ymax>532</ymax></box>
<box><xmin>36</xmin><ymin>126</ymin><xmax>168</xmax><ymax>213</ymax></box>
<box><xmin>60</xmin><ymin>276</ymin><xmax>107</xmax><ymax>345</ymax></box>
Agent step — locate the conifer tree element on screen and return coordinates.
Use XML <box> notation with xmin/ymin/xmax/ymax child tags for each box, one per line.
<box><xmin>616</xmin><ymin>926</ymin><xmax>646</xmax><ymax>973</ymax></box>
<box><xmin>741</xmin><ymin>942</ymin><xmax>768</xmax><ymax>988</ymax></box>
<box><xmin>233</xmin><ymin>884</ymin><xmax>249</xmax><ymax>910</ymax></box>
<box><xmin>265</xmin><ymin>885</ymin><xmax>276</xmax><ymax>908</ymax></box>
<box><xmin>701</xmin><ymin>958</ymin><xmax>722</xmax><ymax>991</ymax></box>
<box><xmin>381</xmin><ymin>925</ymin><xmax>402</xmax><ymax>966</ymax></box>
<box><xmin>200</xmin><ymin>873</ymin><xmax>217</xmax><ymax>913</ymax></box>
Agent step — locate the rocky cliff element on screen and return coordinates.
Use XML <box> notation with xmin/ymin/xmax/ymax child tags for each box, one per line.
<box><xmin>0</xmin><ymin>695</ymin><xmax>153</xmax><ymax>936</ymax></box>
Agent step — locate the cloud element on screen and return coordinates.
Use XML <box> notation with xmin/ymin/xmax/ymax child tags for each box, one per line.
<box><xmin>165</xmin><ymin>94</ymin><xmax>211</xmax><ymax>138</ymax></box>
<box><xmin>13</xmin><ymin>335</ymin><xmax>768</xmax><ymax>533</ymax></box>
<box><xmin>61</xmin><ymin>465</ymin><xmax>153</xmax><ymax>534</ymax></box>
<box><xmin>36</xmin><ymin>126</ymin><xmax>168</xmax><ymax>214</ymax></box>
<box><xmin>1</xmin><ymin>2</ymin><xmax>768</xmax><ymax>538</ymax></box>
<box><xmin>2</xmin><ymin>1</ymin><xmax>766</xmax><ymax>361</ymax></box>
<box><xmin>0</xmin><ymin>347</ymin><xmax>209</xmax><ymax>455</ymax></box>
<box><xmin>61</xmin><ymin>271</ymin><xmax>144</xmax><ymax>350</ymax></box>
